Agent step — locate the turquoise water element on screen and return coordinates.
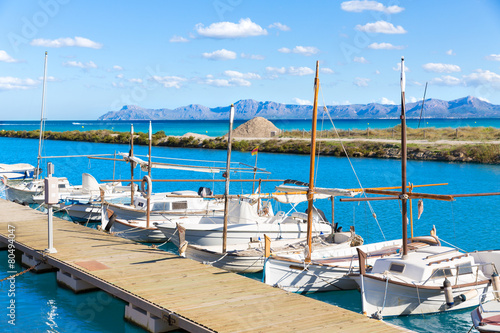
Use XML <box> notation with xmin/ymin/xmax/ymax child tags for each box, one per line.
<box><xmin>1</xmin><ymin>136</ymin><xmax>499</xmax><ymax>332</ymax></box>
<box><xmin>1</xmin><ymin>118</ymin><xmax>499</xmax><ymax>136</ymax></box>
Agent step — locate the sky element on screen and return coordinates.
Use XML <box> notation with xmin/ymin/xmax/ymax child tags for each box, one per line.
<box><xmin>1</xmin><ymin>0</ymin><xmax>500</xmax><ymax>120</ymax></box>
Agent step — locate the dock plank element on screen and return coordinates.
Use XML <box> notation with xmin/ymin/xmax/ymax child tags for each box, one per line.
<box><xmin>0</xmin><ymin>199</ymin><xmax>406</xmax><ymax>333</ymax></box>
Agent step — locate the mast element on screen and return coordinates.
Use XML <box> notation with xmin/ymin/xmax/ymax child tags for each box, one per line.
<box><xmin>146</xmin><ymin>121</ymin><xmax>152</xmax><ymax>228</ymax></box>
<box><xmin>305</xmin><ymin>61</ymin><xmax>320</xmax><ymax>263</ymax></box>
<box><xmin>36</xmin><ymin>51</ymin><xmax>48</xmax><ymax>180</ymax></box>
<box><xmin>222</xmin><ymin>104</ymin><xmax>235</xmax><ymax>254</ymax></box>
<box><xmin>130</xmin><ymin>124</ymin><xmax>135</xmax><ymax>207</ymax></box>
<box><xmin>400</xmin><ymin>56</ymin><xmax>409</xmax><ymax>258</ymax></box>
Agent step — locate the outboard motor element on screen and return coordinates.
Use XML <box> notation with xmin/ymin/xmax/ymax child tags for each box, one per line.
<box><xmin>198</xmin><ymin>187</ymin><xmax>212</xmax><ymax>197</ymax></box>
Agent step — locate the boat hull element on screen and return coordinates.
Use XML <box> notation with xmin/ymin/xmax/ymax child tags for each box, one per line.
<box><xmin>352</xmin><ymin>274</ymin><xmax>492</xmax><ymax>317</ymax></box>
<box><xmin>184</xmin><ymin>245</ymin><xmax>265</xmax><ymax>273</ymax></box>
<box><xmin>159</xmin><ymin>221</ymin><xmax>332</xmax><ymax>247</ymax></box>
<box><xmin>5</xmin><ymin>186</ymin><xmax>40</xmax><ymax>204</ymax></box>
<box><xmin>61</xmin><ymin>203</ymin><xmax>102</xmax><ymax>222</ymax></box>
<box><xmin>109</xmin><ymin>219</ymin><xmax>167</xmax><ymax>243</ymax></box>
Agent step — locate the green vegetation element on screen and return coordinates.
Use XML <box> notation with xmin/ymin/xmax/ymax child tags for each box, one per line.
<box><xmin>0</xmin><ymin>127</ymin><xmax>498</xmax><ymax>164</ymax></box>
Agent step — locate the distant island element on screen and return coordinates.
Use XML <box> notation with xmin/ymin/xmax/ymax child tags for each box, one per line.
<box><xmin>98</xmin><ymin>96</ymin><xmax>500</xmax><ymax>121</ymax></box>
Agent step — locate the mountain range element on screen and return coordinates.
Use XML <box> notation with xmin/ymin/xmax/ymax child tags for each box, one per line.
<box><xmin>98</xmin><ymin>96</ymin><xmax>500</xmax><ymax>120</ymax></box>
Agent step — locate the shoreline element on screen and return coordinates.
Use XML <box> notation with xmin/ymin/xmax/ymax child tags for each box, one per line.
<box><xmin>0</xmin><ymin>129</ymin><xmax>499</xmax><ymax>164</ymax></box>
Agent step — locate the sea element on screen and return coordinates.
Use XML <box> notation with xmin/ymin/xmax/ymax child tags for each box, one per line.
<box><xmin>0</xmin><ymin>119</ymin><xmax>499</xmax><ymax>332</ymax></box>
<box><xmin>1</xmin><ymin>118</ymin><xmax>500</xmax><ymax>137</ymax></box>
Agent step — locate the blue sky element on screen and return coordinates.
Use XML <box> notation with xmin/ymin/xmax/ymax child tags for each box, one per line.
<box><xmin>1</xmin><ymin>0</ymin><xmax>500</xmax><ymax>120</ymax></box>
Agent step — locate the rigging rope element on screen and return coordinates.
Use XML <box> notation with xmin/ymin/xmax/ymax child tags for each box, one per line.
<box><xmin>319</xmin><ymin>84</ymin><xmax>386</xmax><ymax>240</ymax></box>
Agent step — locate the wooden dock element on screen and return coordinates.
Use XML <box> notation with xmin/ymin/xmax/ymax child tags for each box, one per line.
<box><xmin>0</xmin><ymin>199</ymin><xmax>407</xmax><ymax>332</ymax></box>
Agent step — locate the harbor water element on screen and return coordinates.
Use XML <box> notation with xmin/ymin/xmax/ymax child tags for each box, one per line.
<box><xmin>0</xmin><ymin>135</ymin><xmax>499</xmax><ymax>332</ymax></box>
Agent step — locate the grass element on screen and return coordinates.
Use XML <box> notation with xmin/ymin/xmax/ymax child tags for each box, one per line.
<box><xmin>1</xmin><ymin>127</ymin><xmax>498</xmax><ymax>164</ymax></box>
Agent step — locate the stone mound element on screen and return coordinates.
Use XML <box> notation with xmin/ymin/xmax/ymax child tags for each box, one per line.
<box><xmin>229</xmin><ymin>117</ymin><xmax>280</xmax><ymax>138</ymax></box>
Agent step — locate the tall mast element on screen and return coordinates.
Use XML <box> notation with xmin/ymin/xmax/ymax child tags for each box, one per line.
<box><xmin>222</xmin><ymin>104</ymin><xmax>235</xmax><ymax>254</ymax></box>
<box><xmin>130</xmin><ymin>124</ymin><xmax>135</xmax><ymax>207</ymax></box>
<box><xmin>146</xmin><ymin>121</ymin><xmax>152</xmax><ymax>228</ymax></box>
<box><xmin>400</xmin><ymin>56</ymin><xmax>409</xmax><ymax>258</ymax></box>
<box><xmin>305</xmin><ymin>61</ymin><xmax>320</xmax><ymax>263</ymax></box>
<box><xmin>36</xmin><ymin>51</ymin><xmax>48</xmax><ymax>180</ymax></box>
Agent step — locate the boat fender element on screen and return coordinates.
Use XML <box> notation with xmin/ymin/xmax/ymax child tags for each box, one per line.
<box><xmin>457</xmin><ymin>288</ymin><xmax>478</xmax><ymax>302</ymax></box>
<box><xmin>443</xmin><ymin>279</ymin><xmax>454</xmax><ymax>306</ymax></box>
<box><xmin>198</xmin><ymin>187</ymin><xmax>212</xmax><ymax>197</ymax></box>
<box><xmin>104</xmin><ymin>212</ymin><xmax>116</xmax><ymax>232</ymax></box>
<box><xmin>141</xmin><ymin>175</ymin><xmax>152</xmax><ymax>199</ymax></box>
<box><xmin>492</xmin><ymin>272</ymin><xmax>500</xmax><ymax>300</ymax></box>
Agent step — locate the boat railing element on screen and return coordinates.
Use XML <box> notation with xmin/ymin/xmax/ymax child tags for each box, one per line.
<box><xmin>478</xmin><ymin>291</ymin><xmax>500</xmax><ymax>313</ymax></box>
<box><xmin>421</xmin><ymin>262</ymin><xmax>493</xmax><ymax>286</ymax></box>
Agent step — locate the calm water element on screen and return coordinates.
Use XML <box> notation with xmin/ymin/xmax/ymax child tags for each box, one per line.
<box><xmin>1</xmin><ymin>118</ymin><xmax>499</xmax><ymax>136</ymax></box>
<box><xmin>1</xmin><ymin>136</ymin><xmax>499</xmax><ymax>332</ymax></box>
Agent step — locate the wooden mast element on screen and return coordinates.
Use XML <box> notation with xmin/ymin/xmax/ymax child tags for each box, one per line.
<box><xmin>147</xmin><ymin>121</ymin><xmax>152</xmax><ymax>228</ymax></box>
<box><xmin>400</xmin><ymin>56</ymin><xmax>409</xmax><ymax>258</ymax></box>
<box><xmin>305</xmin><ymin>61</ymin><xmax>320</xmax><ymax>263</ymax></box>
<box><xmin>130</xmin><ymin>124</ymin><xmax>135</xmax><ymax>207</ymax></box>
<box><xmin>36</xmin><ymin>51</ymin><xmax>48</xmax><ymax>180</ymax></box>
<box><xmin>222</xmin><ymin>104</ymin><xmax>235</xmax><ymax>254</ymax></box>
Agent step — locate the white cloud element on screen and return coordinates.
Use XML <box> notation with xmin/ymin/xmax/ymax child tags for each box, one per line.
<box><xmin>266</xmin><ymin>66</ymin><xmax>314</xmax><ymax>76</ymax></box>
<box><xmin>268</xmin><ymin>22</ymin><xmax>290</xmax><ymax>31</ymax></box>
<box><xmin>486</xmin><ymin>54</ymin><xmax>500</xmax><ymax>61</ymax></box>
<box><xmin>169</xmin><ymin>35</ymin><xmax>189</xmax><ymax>43</ymax></box>
<box><xmin>332</xmin><ymin>100</ymin><xmax>351</xmax><ymax>105</ymax></box>
<box><xmin>368</xmin><ymin>42</ymin><xmax>404</xmax><ymax>50</ymax></box>
<box><xmin>202</xmin><ymin>49</ymin><xmax>237</xmax><ymax>60</ymax></box>
<box><xmin>354</xmin><ymin>77</ymin><xmax>370</xmax><ymax>87</ymax></box>
<box><xmin>30</xmin><ymin>36</ymin><xmax>102</xmax><ymax>49</ymax></box>
<box><xmin>292</xmin><ymin>97</ymin><xmax>312</xmax><ymax>105</ymax></box>
<box><xmin>128</xmin><ymin>78</ymin><xmax>143</xmax><ymax>84</ymax></box>
<box><xmin>463</xmin><ymin>69</ymin><xmax>500</xmax><ymax>87</ymax></box>
<box><xmin>278</xmin><ymin>47</ymin><xmax>291</xmax><ymax>54</ymax></box>
<box><xmin>202</xmin><ymin>76</ymin><xmax>251</xmax><ymax>87</ymax></box>
<box><xmin>195</xmin><ymin>18</ymin><xmax>267</xmax><ymax>38</ymax></box>
<box><xmin>354</xmin><ymin>56</ymin><xmax>368</xmax><ymax>63</ymax></box>
<box><xmin>112</xmin><ymin>65</ymin><xmax>123</xmax><ymax>71</ymax></box>
<box><xmin>63</xmin><ymin>60</ymin><xmax>98</xmax><ymax>69</ymax></box>
<box><xmin>392</xmin><ymin>63</ymin><xmax>410</xmax><ymax>72</ymax></box>
<box><xmin>408</xmin><ymin>96</ymin><xmax>418</xmax><ymax>103</ymax></box>
<box><xmin>241</xmin><ymin>53</ymin><xmax>265</xmax><ymax>60</ymax></box>
<box><xmin>446</xmin><ymin>49</ymin><xmax>456</xmax><ymax>56</ymax></box>
<box><xmin>37</xmin><ymin>76</ymin><xmax>58</xmax><ymax>82</ymax></box>
<box><xmin>288</xmin><ymin>66</ymin><xmax>315</xmax><ymax>76</ymax></box>
<box><xmin>0</xmin><ymin>50</ymin><xmax>19</xmax><ymax>63</ymax></box>
<box><xmin>0</xmin><ymin>77</ymin><xmax>38</xmax><ymax>90</ymax></box>
<box><xmin>341</xmin><ymin>1</ymin><xmax>404</xmax><ymax>14</ymax></box>
<box><xmin>321</xmin><ymin>68</ymin><xmax>335</xmax><ymax>74</ymax></box>
<box><xmin>430</xmin><ymin>75</ymin><xmax>462</xmax><ymax>86</ymax></box>
<box><xmin>375</xmin><ymin>70</ymin><xmax>381</xmax><ymax>74</ymax></box>
<box><xmin>116</xmin><ymin>74</ymin><xmax>124</xmax><ymax>79</ymax></box>
<box><xmin>224</xmin><ymin>70</ymin><xmax>261</xmax><ymax>79</ymax></box>
<box><xmin>477</xmin><ymin>96</ymin><xmax>491</xmax><ymax>103</ymax></box>
<box><xmin>150</xmin><ymin>75</ymin><xmax>187</xmax><ymax>88</ymax></box>
<box><xmin>279</xmin><ymin>46</ymin><xmax>319</xmax><ymax>56</ymax></box>
<box><xmin>380</xmin><ymin>97</ymin><xmax>395</xmax><ymax>104</ymax></box>
<box><xmin>355</xmin><ymin>21</ymin><xmax>407</xmax><ymax>34</ymax></box>
<box><xmin>422</xmin><ymin>63</ymin><xmax>461</xmax><ymax>73</ymax></box>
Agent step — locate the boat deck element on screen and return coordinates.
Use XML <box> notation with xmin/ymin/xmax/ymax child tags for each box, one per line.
<box><xmin>0</xmin><ymin>199</ymin><xmax>408</xmax><ymax>332</ymax></box>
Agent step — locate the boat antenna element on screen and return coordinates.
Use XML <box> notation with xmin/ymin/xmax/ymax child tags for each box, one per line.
<box><xmin>400</xmin><ymin>56</ymin><xmax>409</xmax><ymax>258</ymax></box>
<box><xmin>305</xmin><ymin>61</ymin><xmax>320</xmax><ymax>263</ymax></box>
<box><xmin>417</xmin><ymin>82</ymin><xmax>428</xmax><ymax>129</ymax></box>
<box><xmin>36</xmin><ymin>51</ymin><xmax>48</xmax><ymax>180</ymax></box>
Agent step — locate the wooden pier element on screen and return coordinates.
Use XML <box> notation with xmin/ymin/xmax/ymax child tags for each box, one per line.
<box><xmin>0</xmin><ymin>199</ymin><xmax>407</xmax><ymax>332</ymax></box>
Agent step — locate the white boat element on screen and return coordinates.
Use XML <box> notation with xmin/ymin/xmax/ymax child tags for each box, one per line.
<box><xmin>176</xmin><ymin>231</ymin><xmax>356</xmax><ymax>274</ymax></box>
<box><xmin>471</xmin><ymin>288</ymin><xmax>500</xmax><ymax>332</ymax></box>
<box><xmin>264</xmin><ymin>238</ymin><xmax>403</xmax><ymax>292</ymax></box>
<box><xmin>348</xmin><ymin>57</ymin><xmax>500</xmax><ymax>318</ymax></box>
<box><xmin>0</xmin><ymin>163</ymin><xmax>36</xmax><ymax>180</ymax></box>
<box><xmin>155</xmin><ymin>197</ymin><xmax>334</xmax><ymax>247</ymax></box>
<box><xmin>4</xmin><ymin>177</ymin><xmax>73</xmax><ymax>205</ymax></box>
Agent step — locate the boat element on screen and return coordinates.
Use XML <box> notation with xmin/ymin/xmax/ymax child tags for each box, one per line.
<box><xmin>347</xmin><ymin>57</ymin><xmax>500</xmax><ymax>318</ymax></box>
<box><xmin>471</xmin><ymin>288</ymin><xmax>500</xmax><ymax>332</ymax></box>
<box><xmin>0</xmin><ymin>163</ymin><xmax>36</xmax><ymax>180</ymax></box>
